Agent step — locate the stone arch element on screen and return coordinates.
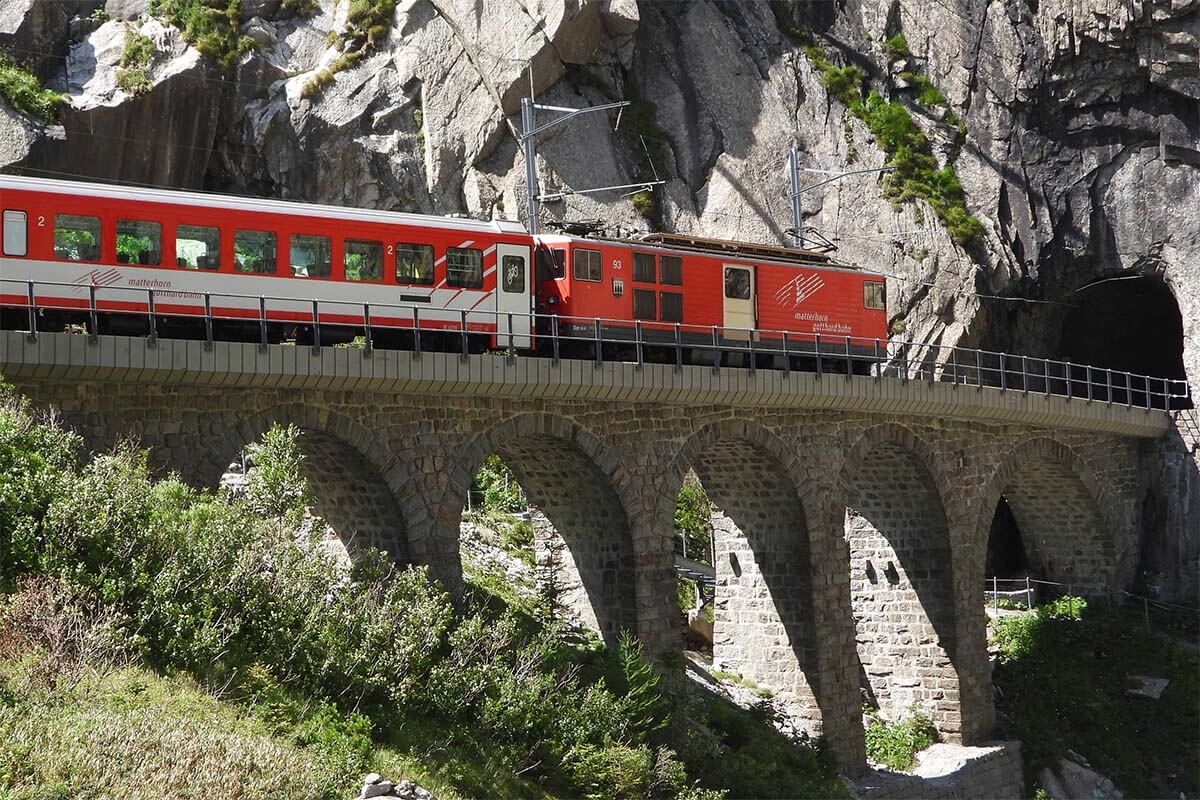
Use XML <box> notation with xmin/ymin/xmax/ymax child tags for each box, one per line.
<box><xmin>977</xmin><ymin>437</ymin><xmax>1119</xmax><ymax>592</ymax></box>
<box><xmin>839</xmin><ymin>422</ymin><xmax>962</xmax><ymax>739</ymax></box>
<box><xmin>187</xmin><ymin>405</ymin><xmax>413</xmax><ymax>566</ymax></box>
<box><xmin>441</xmin><ymin>413</ymin><xmax>639</xmax><ymax>646</ymax></box>
<box><xmin>663</xmin><ymin>419</ymin><xmax>828</xmax><ymax>734</ymax></box>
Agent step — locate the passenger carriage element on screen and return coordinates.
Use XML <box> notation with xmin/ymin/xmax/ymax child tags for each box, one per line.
<box><xmin>0</xmin><ymin>176</ymin><xmax>889</xmax><ymax>368</ymax></box>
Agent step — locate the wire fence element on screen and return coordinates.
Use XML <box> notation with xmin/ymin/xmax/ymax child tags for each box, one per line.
<box><xmin>985</xmin><ymin>576</ymin><xmax>1200</xmax><ymax>633</ymax></box>
<box><xmin>4</xmin><ymin>277</ymin><xmax>1192</xmax><ymax>411</ymax></box>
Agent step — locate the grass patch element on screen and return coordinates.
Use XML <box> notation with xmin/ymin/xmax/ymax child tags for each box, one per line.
<box><xmin>0</xmin><ymin>661</ymin><xmax>365</xmax><ymax>798</ymax></box>
<box><xmin>116</xmin><ymin>25</ymin><xmax>156</xmax><ymax>96</ymax></box>
<box><xmin>712</xmin><ymin>671</ymin><xmax>774</xmax><ymax>699</ymax></box>
<box><xmin>991</xmin><ymin>600</ymin><xmax>1199</xmax><ymax>798</ymax></box>
<box><xmin>0</xmin><ymin>55</ymin><xmax>66</xmax><ymax>121</ymax></box>
<box><xmin>883</xmin><ymin>33</ymin><xmax>909</xmax><ymax>62</ymax></box>
<box><xmin>801</xmin><ymin>37</ymin><xmax>982</xmax><ymax>247</ymax></box>
<box><xmin>302</xmin><ymin>0</ymin><xmax>396</xmax><ymax>98</ymax></box>
<box><xmin>150</xmin><ymin>0</ymin><xmax>253</xmax><ymax>69</ymax></box>
<box><xmin>863</xmin><ymin>708</ymin><xmax>937</xmax><ymax>771</ymax></box>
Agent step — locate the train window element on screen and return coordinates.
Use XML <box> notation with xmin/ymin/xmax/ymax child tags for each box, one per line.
<box><xmin>2</xmin><ymin>210</ymin><xmax>26</xmax><ymax>257</ymax></box>
<box><xmin>633</xmin><ymin>289</ymin><xmax>656</xmax><ymax>320</ymax></box>
<box><xmin>573</xmin><ymin>248</ymin><xmax>601</xmax><ymax>282</ymax></box>
<box><xmin>660</xmin><ymin>291</ymin><xmax>683</xmax><ymax>323</ymax></box>
<box><xmin>447</xmin><ymin>246</ymin><xmax>483</xmax><ymax>288</ymax></box>
<box><xmin>502</xmin><ymin>254</ymin><xmax>525</xmax><ymax>293</ymax></box>
<box><xmin>53</xmin><ymin>214</ymin><xmax>101</xmax><ymax>262</ymax></box>
<box><xmin>864</xmin><ymin>281</ymin><xmax>886</xmax><ymax>310</ymax></box>
<box><xmin>397</xmin><ymin>243</ymin><xmax>434</xmax><ymax>285</ymax></box>
<box><xmin>116</xmin><ymin>219</ymin><xmax>161</xmax><ymax>266</ymax></box>
<box><xmin>633</xmin><ymin>252</ymin><xmax>656</xmax><ymax>282</ymax></box>
<box><xmin>176</xmin><ymin>224</ymin><xmax>220</xmax><ymax>270</ymax></box>
<box><xmin>660</xmin><ymin>255</ymin><xmax>683</xmax><ymax>286</ymax></box>
<box><xmin>536</xmin><ymin>248</ymin><xmax>565</xmax><ymax>280</ymax></box>
<box><xmin>345</xmin><ymin>239</ymin><xmax>383</xmax><ymax>282</ymax></box>
<box><xmin>724</xmin><ymin>267</ymin><xmax>751</xmax><ymax>300</ymax></box>
<box><xmin>235</xmin><ymin>230</ymin><xmax>277</xmax><ymax>274</ymax></box>
<box><xmin>291</xmin><ymin>234</ymin><xmax>331</xmax><ymax>278</ymax></box>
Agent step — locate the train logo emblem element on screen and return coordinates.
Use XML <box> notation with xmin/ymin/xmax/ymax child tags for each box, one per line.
<box><xmin>775</xmin><ymin>273</ymin><xmax>825</xmax><ymax>308</ymax></box>
<box><xmin>75</xmin><ymin>268</ymin><xmax>122</xmax><ymax>287</ymax></box>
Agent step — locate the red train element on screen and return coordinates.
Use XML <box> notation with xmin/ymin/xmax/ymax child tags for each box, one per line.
<box><xmin>0</xmin><ymin>175</ymin><xmax>889</xmax><ymax>365</ymax></box>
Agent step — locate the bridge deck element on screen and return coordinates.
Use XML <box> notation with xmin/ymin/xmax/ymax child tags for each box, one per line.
<box><xmin>0</xmin><ymin>331</ymin><xmax>1172</xmax><ymax>438</ymax></box>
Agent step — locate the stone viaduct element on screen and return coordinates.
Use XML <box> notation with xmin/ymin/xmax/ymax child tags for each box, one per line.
<box><xmin>1</xmin><ymin>330</ymin><xmax>1174</xmax><ymax>772</ymax></box>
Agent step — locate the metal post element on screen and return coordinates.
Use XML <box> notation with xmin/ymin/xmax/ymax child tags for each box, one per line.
<box><xmin>845</xmin><ymin>335</ymin><xmax>852</xmax><ymax>381</ymax></box>
<box><xmin>507</xmin><ymin>312</ymin><xmax>515</xmax><ymax>360</ymax></box>
<box><xmin>594</xmin><ymin>318</ymin><xmax>603</xmax><ymax>366</ymax></box>
<box><xmin>413</xmin><ymin>306</ymin><xmax>422</xmax><ymax>357</ymax></box>
<box><xmin>311</xmin><ymin>299</ymin><xmax>320</xmax><ymax>354</ymax></box>
<box><xmin>674</xmin><ymin>323</ymin><xmax>683</xmax><ymax>369</ymax></box>
<box><xmin>874</xmin><ymin>338</ymin><xmax>882</xmax><ymax>381</ymax></box>
<box><xmin>1145</xmin><ymin>375</ymin><xmax>1152</xmax><ymax>411</ymax></box>
<box><xmin>1125</xmin><ymin>372</ymin><xmax>1132</xmax><ymax>407</ymax></box>
<box><xmin>815</xmin><ymin>333</ymin><xmax>822</xmax><ymax>379</ymax></box>
<box><xmin>259</xmin><ymin>296</ymin><xmax>268</xmax><ymax>351</ymax></box>
<box><xmin>551</xmin><ymin>315</ymin><xmax>561</xmax><ymax>364</ymax></box>
<box><xmin>748</xmin><ymin>329</ymin><xmax>756</xmax><ymax>374</ymax></box>
<box><xmin>25</xmin><ymin>281</ymin><xmax>36</xmax><ymax>340</ymax></box>
<box><xmin>975</xmin><ymin>348</ymin><xmax>982</xmax><ymax>390</ymax></box>
<box><xmin>950</xmin><ymin>347</ymin><xmax>958</xmax><ymax>386</ymax></box>
<box><xmin>362</xmin><ymin>303</ymin><xmax>372</xmax><ymax>353</ymax></box>
<box><xmin>203</xmin><ymin>293</ymin><xmax>213</xmax><ymax>348</ymax></box>
<box><xmin>1000</xmin><ymin>353</ymin><xmax>1007</xmax><ymax>392</ymax></box>
<box><xmin>146</xmin><ymin>289</ymin><xmax>157</xmax><ymax>346</ymax></box>
<box><xmin>522</xmin><ymin>96</ymin><xmax>540</xmax><ymax>236</ymax></box>
<box><xmin>902</xmin><ymin>337</ymin><xmax>910</xmax><ymax>384</ymax></box>
<box><xmin>1044</xmin><ymin>359</ymin><xmax>1051</xmax><ymax>397</ymax></box>
<box><xmin>1065</xmin><ymin>360</ymin><xmax>1072</xmax><ymax>400</ymax></box>
<box><xmin>711</xmin><ymin>326</ymin><xmax>720</xmax><ymax>374</ymax></box>
<box><xmin>1021</xmin><ymin>355</ymin><xmax>1028</xmax><ymax>393</ymax></box>
<box><xmin>1086</xmin><ymin>365</ymin><xmax>1093</xmax><ymax>402</ymax></box>
<box><xmin>1164</xmin><ymin>377</ymin><xmax>1171</xmax><ymax>413</ymax></box>
<box><xmin>789</xmin><ymin>147</ymin><xmax>802</xmax><ymax>248</ymax></box>
<box><xmin>460</xmin><ymin>309</ymin><xmax>469</xmax><ymax>360</ymax></box>
<box><xmin>992</xmin><ymin>576</ymin><xmax>998</xmax><ymax>610</ymax></box>
<box><xmin>1106</xmin><ymin>368</ymin><xmax>1112</xmax><ymax>405</ymax></box>
<box><xmin>1025</xmin><ymin>575</ymin><xmax>1032</xmax><ymax>609</ymax></box>
<box><xmin>783</xmin><ymin>331</ymin><xmax>791</xmax><ymax>377</ymax></box>
<box><xmin>88</xmin><ymin>284</ymin><xmax>99</xmax><ymax>339</ymax></box>
<box><xmin>635</xmin><ymin>319</ymin><xmax>644</xmax><ymax>367</ymax></box>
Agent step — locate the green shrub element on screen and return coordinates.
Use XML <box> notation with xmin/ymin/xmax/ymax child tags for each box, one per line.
<box><xmin>631</xmin><ymin>190</ymin><xmax>654</xmax><ymax>219</ymax></box>
<box><xmin>471</xmin><ymin>454</ymin><xmax>525</xmax><ymax>514</ymax></box>
<box><xmin>150</xmin><ymin>0</ymin><xmax>253</xmax><ymax>69</ymax></box>
<box><xmin>0</xmin><ymin>55</ymin><xmax>66</xmax><ymax>121</ymax></box>
<box><xmin>851</xmin><ymin>90</ymin><xmax>982</xmax><ymax>245</ymax></box>
<box><xmin>1041</xmin><ymin>595</ymin><xmax>1086</xmax><ymax>620</ymax></box>
<box><xmin>0</xmin><ymin>384</ymin><xmax>851</xmax><ymax>799</ymax></box>
<box><xmin>883</xmin><ymin>33</ymin><xmax>909</xmax><ymax>61</ymax></box>
<box><xmin>674</xmin><ymin>472</ymin><xmax>712</xmax><ymax>566</ymax></box>
<box><xmin>864</xmin><ymin>708</ymin><xmax>937</xmax><ymax>770</ymax></box>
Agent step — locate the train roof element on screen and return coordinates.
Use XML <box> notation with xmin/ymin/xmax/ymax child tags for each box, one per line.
<box><xmin>535</xmin><ymin>232</ymin><xmax>879</xmax><ymax>276</ymax></box>
<box><xmin>0</xmin><ymin>174</ymin><xmax>529</xmax><ymax>236</ymax></box>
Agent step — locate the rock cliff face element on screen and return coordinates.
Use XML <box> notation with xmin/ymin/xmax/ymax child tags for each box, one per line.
<box><xmin>1</xmin><ymin>0</ymin><xmax>1196</xmax><ymax>593</ymax></box>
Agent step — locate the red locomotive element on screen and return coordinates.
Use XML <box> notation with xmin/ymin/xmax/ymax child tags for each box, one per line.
<box><xmin>0</xmin><ymin>175</ymin><xmax>889</xmax><ymax>364</ymax></box>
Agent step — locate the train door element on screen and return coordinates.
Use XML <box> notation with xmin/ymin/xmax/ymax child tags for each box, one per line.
<box><xmin>496</xmin><ymin>243</ymin><xmax>531</xmax><ymax>348</ymax></box>
<box><xmin>722</xmin><ymin>264</ymin><xmax>755</xmax><ymax>339</ymax></box>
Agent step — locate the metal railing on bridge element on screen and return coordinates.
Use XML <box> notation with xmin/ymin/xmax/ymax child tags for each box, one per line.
<box><xmin>4</xmin><ymin>277</ymin><xmax>1191</xmax><ymax>411</ymax></box>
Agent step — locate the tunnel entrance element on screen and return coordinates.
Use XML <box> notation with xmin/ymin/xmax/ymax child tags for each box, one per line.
<box><xmin>1059</xmin><ymin>274</ymin><xmax>1191</xmax><ymax>407</ymax></box>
